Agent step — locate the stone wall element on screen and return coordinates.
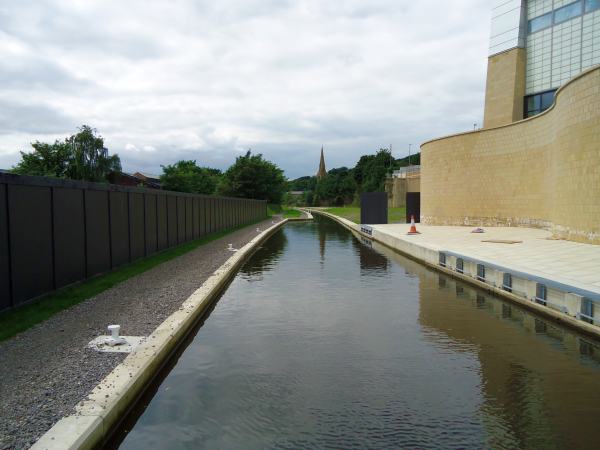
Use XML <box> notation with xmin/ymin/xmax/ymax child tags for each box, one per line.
<box><xmin>385</xmin><ymin>175</ymin><xmax>420</xmax><ymax>208</ymax></box>
<box><xmin>483</xmin><ymin>47</ymin><xmax>526</xmax><ymax>128</ymax></box>
<box><xmin>421</xmin><ymin>66</ymin><xmax>600</xmax><ymax>244</ymax></box>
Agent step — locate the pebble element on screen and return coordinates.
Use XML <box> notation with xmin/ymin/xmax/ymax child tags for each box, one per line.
<box><xmin>0</xmin><ymin>220</ymin><xmax>273</xmax><ymax>449</ymax></box>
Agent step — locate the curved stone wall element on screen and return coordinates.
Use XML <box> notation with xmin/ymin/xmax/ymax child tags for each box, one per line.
<box><xmin>421</xmin><ymin>66</ymin><xmax>600</xmax><ymax>244</ymax></box>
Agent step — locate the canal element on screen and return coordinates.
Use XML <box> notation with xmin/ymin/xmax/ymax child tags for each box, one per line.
<box><xmin>111</xmin><ymin>217</ymin><xmax>600</xmax><ymax>449</ymax></box>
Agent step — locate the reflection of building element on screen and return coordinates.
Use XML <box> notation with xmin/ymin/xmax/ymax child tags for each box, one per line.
<box><xmin>418</xmin><ymin>272</ymin><xmax>600</xmax><ymax>450</ymax></box>
<box><xmin>485</xmin><ymin>0</ymin><xmax>600</xmax><ymax>127</ymax></box>
<box><xmin>420</xmin><ymin>1</ymin><xmax>600</xmax><ymax>243</ymax></box>
<box><xmin>351</xmin><ymin>238</ymin><xmax>389</xmax><ymax>274</ymax></box>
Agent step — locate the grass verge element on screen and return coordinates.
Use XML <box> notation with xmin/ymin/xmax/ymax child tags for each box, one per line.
<box><xmin>0</xmin><ymin>220</ymin><xmax>264</xmax><ymax>342</ymax></box>
<box><xmin>267</xmin><ymin>204</ymin><xmax>302</xmax><ymax>218</ymax></box>
<box><xmin>324</xmin><ymin>206</ymin><xmax>407</xmax><ymax>224</ymax></box>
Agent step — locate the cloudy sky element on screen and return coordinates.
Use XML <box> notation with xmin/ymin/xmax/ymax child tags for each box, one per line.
<box><xmin>0</xmin><ymin>0</ymin><xmax>491</xmax><ymax>179</ymax></box>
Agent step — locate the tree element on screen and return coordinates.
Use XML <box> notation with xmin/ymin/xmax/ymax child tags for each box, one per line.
<box><xmin>288</xmin><ymin>175</ymin><xmax>317</xmax><ymax>192</ymax></box>
<box><xmin>12</xmin><ymin>140</ymin><xmax>73</xmax><ymax>178</ymax></box>
<box><xmin>314</xmin><ymin>167</ymin><xmax>356</xmax><ymax>206</ymax></box>
<box><xmin>67</xmin><ymin>126</ymin><xmax>121</xmax><ymax>181</ymax></box>
<box><xmin>217</xmin><ymin>151</ymin><xmax>286</xmax><ymax>203</ymax></box>
<box><xmin>353</xmin><ymin>148</ymin><xmax>393</xmax><ymax>193</ymax></box>
<box><xmin>12</xmin><ymin>125</ymin><xmax>121</xmax><ymax>182</ymax></box>
<box><xmin>160</xmin><ymin>160</ymin><xmax>221</xmax><ymax>194</ymax></box>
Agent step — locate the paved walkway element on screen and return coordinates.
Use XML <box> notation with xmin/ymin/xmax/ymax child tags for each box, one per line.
<box><xmin>371</xmin><ymin>224</ymin><xmax>600</xmax><ymax>297</ymax></box>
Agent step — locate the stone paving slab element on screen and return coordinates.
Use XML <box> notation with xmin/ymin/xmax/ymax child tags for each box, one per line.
<box><xmin>371</xmin><ymin>224</ymin><xmax>600</xmax><ymax>296</ymax></box>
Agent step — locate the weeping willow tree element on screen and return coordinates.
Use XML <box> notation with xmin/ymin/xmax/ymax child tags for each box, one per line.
<box><xmin>67</xmin><ymin>126</ymin><xmax>121</xmax><ymax>182</ymax></box>
<box><xmin>12</xmin><ymin>125</ymin><xmax>121</xmax><ymax>182</ymax></box>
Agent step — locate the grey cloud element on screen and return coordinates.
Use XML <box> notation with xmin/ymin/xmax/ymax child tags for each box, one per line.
<box><xmin>0</xmin><ymin>100</ymin><xmax>76</xmax><ymax>136</ymax></box>
<box><xmin>0</xmin><ymin>0</ymin><xmax>491</xmax><ymax>179</ymax></box>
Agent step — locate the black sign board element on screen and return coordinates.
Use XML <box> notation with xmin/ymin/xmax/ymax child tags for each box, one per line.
<box><xmin>360</xmin><ymin>192</ymin><xmax>388</xmax><ymax>224</ymax></box>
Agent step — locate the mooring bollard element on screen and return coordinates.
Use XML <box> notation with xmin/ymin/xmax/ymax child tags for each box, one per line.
<box><xmin>105</xmin><ymin>324</ymin><xmax>127</xmax><ymax>346</ymax></box>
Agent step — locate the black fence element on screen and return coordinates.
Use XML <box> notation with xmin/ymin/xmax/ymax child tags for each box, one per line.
<box><xmin>360</xmin><ymin>192</ymin><xmax>388</xmax><ymax>225</ymax></box>
<box><xmin>0</xmin><ymin>173</ymin><xmax>267</xmax><ymax>311</ymax></box>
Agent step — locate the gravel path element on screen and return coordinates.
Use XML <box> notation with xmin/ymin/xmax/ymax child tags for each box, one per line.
<box><xmin>0</xmin><ymin>219</ymin><xmax>277</xmax><ymax>450</ymax></box>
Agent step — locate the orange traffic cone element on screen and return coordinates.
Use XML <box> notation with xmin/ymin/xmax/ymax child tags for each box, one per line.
<box><xmin>407</xmin><ymin>215</ymin><xmax>420</xmax><ymax>235</ymax></box>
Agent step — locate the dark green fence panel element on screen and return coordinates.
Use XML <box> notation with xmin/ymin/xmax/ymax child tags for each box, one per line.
<box><xmin>167</xmin><ymin>196</ymin><xmax>177</xmax><ymax>247</ymax></box>
<box><xmin>157</xmin><ymin>195</ymin><xmax>168</xmax><ymax>251</ymax></box>
<box><xmin>8</xmin><ymin>184</ymin><xmax>54</xmax><ymax>305</ymax></box>
<box><xmin>176</xmin><ymin>197</ymin><xmax>185</xmax><ymax>244</ymax></box>
<box><xmin>192</xmin><ymin>198</ymin><xmax>200</xmax><ymax>239</ymax></box>
<box><xmin>145</xmin><ymin>193</ymin><xmax>158</xmax><ymax>256</ymax></box>
<box><xmin>85</xmin><ymin>190</ymin><xmax>111</xmax><ymax>278</ymax></box>
<box><xmin>0</xmin><ymin>173</ymin><xmax>265</xmax><ymax>311</ymax></box>
<box><xmin>53</xmin><ymin>187</ymin><xmax>86</xmax><ymax>289</ymax></box>
<box><xmin>0</xmin><ymin>184</ymin><xmax>10</xmax><ymax>310</ymax></box>
<box><xmin>109</xmin><ymin>191</ymin><xmax>130</xmax><ymax>268</ymax></box>
<box><xmin>129</xmin><ymin>193</ymin><xmax>145</xmax><ymax>261</ymax></box>
<box><xmin>185</xmin><ymin>197</ymin><xmax>193</xmax><ymax>241</ymax></box>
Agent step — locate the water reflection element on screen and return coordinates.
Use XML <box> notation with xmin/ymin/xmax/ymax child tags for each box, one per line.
<box><xmin>351</xmin><ymin>237</ymin><xmax>389</xmax><ymax>275</ymax></box>
<box><xmin>238</xmin><ymin>229</ymin><xmax>288</xmax><ymax>279</ymax></box>
<box><xmin>115</xmin><ymin>219</ymin><xmax>600</xmax><ymax>450</ymax></box>
<box><xmin>356</xmin><ymin>235</ymin><xmax>600</xmax><ymax>450</ymax></box>
<box><xmin>417</xmin><ymin>270</ymin><xmax>600</xmax><ymax>450</ymax></box>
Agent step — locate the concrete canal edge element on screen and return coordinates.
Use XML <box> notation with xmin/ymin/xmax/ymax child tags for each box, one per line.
<box><xmin>310</xmin><ymin>209</ymin><xmax>600</xmax><ymax>341</ymax></box>
<box><xmin>31</xmin><ymin>219</ymin><xmax>287</xmax><ymax>450</ymax></box>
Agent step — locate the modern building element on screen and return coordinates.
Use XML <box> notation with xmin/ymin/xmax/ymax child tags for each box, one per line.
<box><xmin>419</xmin><ymin>0</ymin><xmax>600</xmax><ymax>244</ymax></box>
<box><xmin>484</xmin><ymin>0</ymin><xmax>600</xmax><ymax>128</ymax></box>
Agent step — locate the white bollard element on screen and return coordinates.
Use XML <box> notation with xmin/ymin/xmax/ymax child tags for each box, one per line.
<box><xmin>105</xmin><ymin>324</ymin><xmax>126</xmax><ymax>346</ymax></box>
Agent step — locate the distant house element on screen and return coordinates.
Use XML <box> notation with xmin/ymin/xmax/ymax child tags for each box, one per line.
<box><xmin>133</xmin><ymin>172</ymin><xmax>161</xmax><ymax>189</ymax></box>
<box><xmin>108</xmin><ymin>171</ymin><xmax>162</xmax><ymax>189</ymax></box>
<box><xmin>288</xmin><ymin>191</ymin><xmax>304</xmax><ymax>197</ymax></box>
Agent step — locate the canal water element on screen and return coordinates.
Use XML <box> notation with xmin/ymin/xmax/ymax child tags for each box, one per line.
<box><xmin>113</xmin><ymin>217</ymin><xmax>600</xmax><ymax>449</ymax></box>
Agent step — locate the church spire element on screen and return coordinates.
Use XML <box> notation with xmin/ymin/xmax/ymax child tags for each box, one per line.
<box><xmin>316</xmin><ymin>146</ymin><xmax>327</xmax><ymax>179</ymax></box>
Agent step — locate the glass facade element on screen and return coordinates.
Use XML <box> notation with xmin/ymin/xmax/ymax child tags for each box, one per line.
<box><xmin>524</xmin><ymin>89</ymin><xmax>557</xmax><ymax>117</ymax></box>
<box><xmin>529</xmin><ymin>12</ymin><xmax>553</xmax><ymax>32</ymax></box>
<box><xmin>554</xmin><ymin>1</ymin><xmax>583</xmax><ymax>24</ymax></box>
<box><xmin>586</xmin><ymin>0</ymin><xmax>600</xmax><ymax>12</ymax></box>
<box><xmin>525</xmin><ymin>0</ymin><xmax>600</xmax><ymax>106</ymax></box>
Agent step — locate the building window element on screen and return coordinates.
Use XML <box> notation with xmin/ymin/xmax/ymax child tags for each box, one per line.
<box><xmin>525</xmin><ymin>90</ymin><xmax>557</xmax><ymax>118</ymax></box>
<box><xmin>477</xmin><ymin>264</ymin><xmax>485</xmax><ymax>281</ymax></box>
<box><xmin>502</xmin><ymin>273</ymin><xmax>512</xmax><ymax>293</ymax></box>
<box><xmin>554</xmin><ymin>1</ymin><xmax>583</xmax><ymax>24</ymax></box>
<box><xmin>535</xmin><ymin>283</ymin><xmax>547</xmax><ymax>305</ymax></box>
<box><xmin>439</xmin><ymin>252</ymin><xmax>446</xmax><ymax>267</ymax></box>
<box><xmin>581</xmin><ymin>298</ymin><xmax>594</xmax><ymax>324</ymax></box>
<box><xmin>586</xmin><ymin>0</ymin><xmax>600</xmax><ymax>12</ymax></box>
<box><xmin>456</xmin><ymin>258</ymin><xmax>464</xmax><ymax>274</ymax></box>
<box><xmin>528</xmin><ymin>12</ymin><xmax>552</xmax><ymax>33</ymax></box>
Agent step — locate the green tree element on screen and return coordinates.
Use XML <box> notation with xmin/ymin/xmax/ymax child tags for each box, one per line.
<box><xmin>217</xmin><ymin>151</ymin><xmax>286</xmax><ymax>203</ymax></box>
<box><xmin>12</xmin><ymin>140</ymin><xmax>73</xmax><ymax>178</ymax></box>
<box><xmin>12</xmin><ymin>125</ymin><xmax>121</xmax><ymax>182</ymax></box>
<box><xmin>393</xmin><ymin>152</ymin><xmax>420</xmax><ymax>170</ymax></box>
<box><xmin>160</xmin><ymin>160</ymin><xmax>221</xmax><ymax>194</ymax></box>
<box><xmin>288</xmin><ymin>175</ymin><xmax>317</xmax><ymax>192</ymax></box>
<box><xmin>314</xmin><ymin>167</ymin><xmax>356</xmax><ymax>206</ymax></box>
<box><xmin>353</xmin><ymin>148</ymin><xmax>393</xmax><ymax>193</ymax></box>
<box><xmin>66</xmin><ymin>126</ymin><xmax>121</xmax><ymax>181</ymax></box>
